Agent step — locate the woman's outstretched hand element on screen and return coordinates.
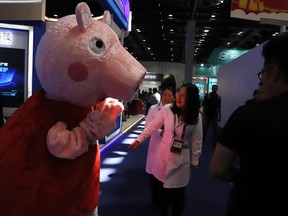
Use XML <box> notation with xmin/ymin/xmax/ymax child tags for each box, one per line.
<box><xmin>129</xmin><ymin>140</ymin><xmax>140</xmax><ymax>149</ymax></box>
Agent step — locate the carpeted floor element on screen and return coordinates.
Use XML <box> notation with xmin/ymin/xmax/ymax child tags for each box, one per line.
<box><xmin>98</xmin><ymin>118</ymin><xmax>231</xmax><ymax>216</ymax></box>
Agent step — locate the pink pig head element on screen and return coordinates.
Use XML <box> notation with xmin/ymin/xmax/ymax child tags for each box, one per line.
<box><xmin>35</xmin><ymin>2</ymin><xmax>146</xmax><ymax>107</ymax></box>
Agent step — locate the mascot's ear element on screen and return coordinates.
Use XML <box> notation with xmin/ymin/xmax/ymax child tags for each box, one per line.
<box><xmin>102</xmin><ymin>10</ymin><xmax>112</xmax><ymax>27</ymax></box>
<box><xmin>76</xmin><ymin>2</ymin><xmax>93</xmax><ymax>32</ymax></box>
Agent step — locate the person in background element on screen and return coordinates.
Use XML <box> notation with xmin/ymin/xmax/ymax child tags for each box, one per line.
<box><xmin>147</xmin><ymin>87</ymin><xmax>161</xmax><ymax>108</ymax></box>
<box><xmin>210</xmin><ymin>31</ymin><xmax>288</xmax><ymax>216</ymax></box>
<box><xmin>245</xmin><ymin>89</ymin><xmax>259</xmax><ymax>104</ymax></box>
<box><xmin>122</xmin><ymin>101</ymin><xmax>132</xmax><ymax>121</ymax></box>
<box><xmin>144</xmin><ymin>86</ymin><xmax>175</xmax><ymax>210</ymax></box>
<box><xmin>130</xmin><ymin>88</ymin><xmax>140</xmax><ymax>115</ymax></box>
<box><xmin>145</xmin><ymin>88</ymin><xmax>153</xmax><ymax>115</ymax></box>
<box><xmin>147</xmin><ymin>88</ymin><xmax>153</xmax><ymax>97</ymax></box>
<box><xmin>129</xmin><ymin>83</ymin><xmax>203</xmax><ymax>216</ymax></box>
<box><xmin>202</xmin><ymin>84</ymin><xmax>221</xmax><ymax>146</ymax></box>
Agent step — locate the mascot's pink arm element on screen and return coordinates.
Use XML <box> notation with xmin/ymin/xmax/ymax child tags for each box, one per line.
<box><xmin>46</xmin><ymin>98</ymin><xmax>123</xmax><ymax>159</ymax></box>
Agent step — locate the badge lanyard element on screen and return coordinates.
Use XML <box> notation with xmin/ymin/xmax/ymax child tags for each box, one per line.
<box><xmin>173</xmin><ymin>114</ymin><xmax>186</xmax><ymax>139</ymax></box>
<box><xmin>171</xmin><ymin>115</ymin><xmax>186</xmax><ymax>154</ymax></box>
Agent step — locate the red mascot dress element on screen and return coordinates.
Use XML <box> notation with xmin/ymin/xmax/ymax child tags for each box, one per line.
<box><xmin>0</xmin><ymin>89</ymin><xmax>99</xmax><ymax>216</ymax></box>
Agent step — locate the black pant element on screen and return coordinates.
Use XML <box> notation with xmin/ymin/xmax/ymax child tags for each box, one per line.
<box><xmin>202</xmin><ymin>116</ymin><xmax>220</xmax><ymax>146</ymax></box>
<box><xmin>127</xmin><ymin>102</ymin><xmax>132</xmax><ymax>117</ymax></box>
<box><xmin>150</xmin><ymin>174</ymin><xmax>162</xmax><ymax>207</ymax></box>
<box><xmin>225</xmin><ymin>184</ymin><xmax>242</xmax><ymax>216</ymax></box>
<box><xmin>146</xmin><ymin>101</ymin><xmax>151</xmax><ymax>115</ymax></box>
<box><xmin>151</xmin><ymin>176</ymin><xmax>186</xmax><ymax>216</ymax></box>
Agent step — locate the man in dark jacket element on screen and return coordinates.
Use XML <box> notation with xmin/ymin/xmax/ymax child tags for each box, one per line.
<box><xmin>202</xmin><ymin>84</ymin><xmax>221</xmax><ymax>146</ymax></box>
<box><xmin>210</xmin><ymin>31</ymin><xmax>288</xmax><ymax>216</ymax></box>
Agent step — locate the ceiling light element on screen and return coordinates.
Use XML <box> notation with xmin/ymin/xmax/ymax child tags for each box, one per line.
<box><xmin>272</xmin><ymin>32</ymin><xmax>279</xmax><ymax>36</ymax></box>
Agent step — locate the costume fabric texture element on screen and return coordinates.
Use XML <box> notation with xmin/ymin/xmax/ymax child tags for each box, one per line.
<box><xmin>0</xmin><ymin>89</ymin><xmax>99</xmax><ymax>215</ymax></box>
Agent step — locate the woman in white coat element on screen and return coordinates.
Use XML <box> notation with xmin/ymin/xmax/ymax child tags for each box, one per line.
<box><xmin>130</xmin><ymin>83</ymin><xmax>203</xmax><ymax>216</ymax></box>
<box><xmin>145</xmin><ymin>86</ymin><xmax>175</xmax><ymax>208</ymax></box>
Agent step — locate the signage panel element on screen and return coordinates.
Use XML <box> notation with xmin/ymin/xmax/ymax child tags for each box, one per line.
<box><xmin>207</xmin><ymin>48</ymin><xmax>248</xmax><ymax>65</ymax></box>
<box><xmin>96</xmin><ymin>0</ymin><xmax>130</xmax><ymax>30</ymax></box>
<box><xmin>0</xmin><ymin>23</ymin><xmax>33</xmax><ymax>117</ymax></box>
<box><xmin>231</xmin><ymin>0</ymin><xmax>288</xmax><ymax>22</ymax></box>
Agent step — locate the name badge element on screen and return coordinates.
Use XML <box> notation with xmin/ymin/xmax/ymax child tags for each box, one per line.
<box><xmin>170</xmin><ymin>139</ymin><xmax>183</xmax><ymax>154</ymax></box>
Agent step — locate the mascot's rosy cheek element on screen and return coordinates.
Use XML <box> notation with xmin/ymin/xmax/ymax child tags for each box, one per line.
<box><xmin>68</xmin><ymin>62</ymin><xmax>89</xmax><ymax>82</ymax></box>
<box><xmin>0</xmin><ymin>2</ymin><xmax>146</xmax><ymax>216</ymax></box>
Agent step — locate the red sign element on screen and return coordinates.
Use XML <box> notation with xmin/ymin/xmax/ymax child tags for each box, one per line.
<box><xmin>231</xmin><ymin>0</ymin><xmax>288</xmax><ymax>21</ymax></box>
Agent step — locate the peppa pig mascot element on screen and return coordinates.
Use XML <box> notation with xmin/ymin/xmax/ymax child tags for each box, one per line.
<box><xmin>0</xmin><ymin>2</ymin><xmax>146</xmax><ymax>216</ymax></box>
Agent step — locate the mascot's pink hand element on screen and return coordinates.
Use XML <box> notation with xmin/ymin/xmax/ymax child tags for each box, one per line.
<box><xmin>47</xmin><ymin>122</ymin><xmax>89</xmax><ymax>159</ymax></box>
<box><xmin>79</xmin><ymin>98</ymin><xmax>123</xmax><ymax>141</ymax></box>
<box><xmin>47</xmin><ymin>97</ymin><xmax>124</xmax><ymax>157</ymax></box>
<box><xmin>95</xmin><ymin>97</ymin><xmax>124</xmax><ymax>121</ymax></box>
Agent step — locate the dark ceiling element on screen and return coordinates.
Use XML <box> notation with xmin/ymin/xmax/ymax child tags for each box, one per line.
<box><xmin>45</xmin><ymin>0</ymin><xmax>281</xmax><ymax>64</ymax></box>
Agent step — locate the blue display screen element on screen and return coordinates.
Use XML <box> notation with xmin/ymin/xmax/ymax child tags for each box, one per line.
<box><xmin>0</xmin><ymin>47</ymin><xmax>25</xmax><ymax>108</ymax></box>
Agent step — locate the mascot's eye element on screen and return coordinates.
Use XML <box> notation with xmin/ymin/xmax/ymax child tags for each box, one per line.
<box><xmin>90</xmin><ymin>38</ymin><xmax>105</xmax><ymax>54</ymax></box>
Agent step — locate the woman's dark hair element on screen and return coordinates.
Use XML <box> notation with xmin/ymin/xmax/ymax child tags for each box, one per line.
<box><xmin>160</xmin><ymin>74</ymin><xmax>176</xmax><ymax>94</ymax></box>
<box><xmin>161</xmin><ymin>85</ymin><xmax>176</xmax><ymax>97</ymax></box>
<box><xmin>171</xmin><ymin>83</ymin><xmax>200</xmax><ymax>125</ymax></box>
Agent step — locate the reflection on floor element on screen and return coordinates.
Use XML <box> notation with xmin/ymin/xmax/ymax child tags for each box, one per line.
<box><xmin>99</xmin><ymin>114</ymin><xmax>145</xmax><ymax>149</ymax></box>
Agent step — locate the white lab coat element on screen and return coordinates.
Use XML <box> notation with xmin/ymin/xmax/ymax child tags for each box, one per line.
<box><xmin>145</xmin><ymin>102</ymin><xmax>165</xmax><ymax>174</ymax></box>
<box><xmin>137</xmin><ymin>104</ymin><xmax>203</xmax><ymax>188</ymax></box>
